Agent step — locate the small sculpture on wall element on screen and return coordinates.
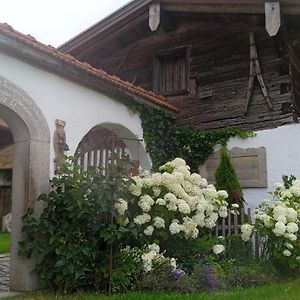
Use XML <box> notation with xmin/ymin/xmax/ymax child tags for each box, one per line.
<box><xmin>53</xmin><ymin>119</ymin><xmax>69</xmax><ymax>174</ymax></box>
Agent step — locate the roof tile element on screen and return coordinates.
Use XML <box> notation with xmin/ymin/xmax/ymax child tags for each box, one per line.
<box><xmin>0</xmin><ymin>22</ymin><xmax>178</xmax><ymax>112</ymax></box>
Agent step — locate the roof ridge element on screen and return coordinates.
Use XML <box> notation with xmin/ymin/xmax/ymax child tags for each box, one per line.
<box><xmin>0</xmin><ymin>22</ymin><xmax>178</xmax><ymax>112</ymax></box>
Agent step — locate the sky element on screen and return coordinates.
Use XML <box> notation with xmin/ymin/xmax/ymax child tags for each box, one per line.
<box><xmin>0</xmin><ymin>0</ymin><xmax>130</xmax><ymax>47</ymax></box>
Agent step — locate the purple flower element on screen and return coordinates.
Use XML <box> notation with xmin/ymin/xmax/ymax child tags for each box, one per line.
<box><xmin>170</xmin><ymin>269</ymin><xmax>186</xmax><ymax>281</ymax></box>
<box><xmin>202</xmin><ymin>265</ymin><xmax>220</xmax><ymax>292</ymax></box>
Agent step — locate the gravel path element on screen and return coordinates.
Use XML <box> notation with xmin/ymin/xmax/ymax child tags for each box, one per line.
<box><xmin>0</xmin><ymin>254</ymin><xmax>10</xmax><ymax>292</ymax></box>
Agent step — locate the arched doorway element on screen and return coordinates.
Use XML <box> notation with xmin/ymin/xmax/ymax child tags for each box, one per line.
<box><xmin>0</xmin><ymin>76</ymin><xmax>50</xmax><ymax>291</ymax></box>
<box><xmin>75</xmin><ymin>123</ymin><xmax>151</xmax><ymax>174</ymax></box>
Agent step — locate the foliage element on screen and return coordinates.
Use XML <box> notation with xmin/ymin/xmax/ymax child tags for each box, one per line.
<box><xmin>214</xmin><ymin>147</ymin><xmax>242</xmax><ymax>205</ymax></box>
<box><xmin>241</xmin><ymin>178</ymin><xmax>300</xmax><ymax>274</ymax></box>
<box><xmin>282</xmin><ymin>174</ymin><xmax>297</xmax><ymax>189</ymax></box>
<box><xmin>0</xmin><ymin>232</ymin><xmax>10</xmax><ymax>253</ymax></box>
<box><xmin>133</xmin><ymin>105</ymin><xmax>255</xmax><ymax>172</ymax></box>
<box><xmin>220</xmin><ymin>262</ymin><xmax>273</xmax><ymax>290</ymax></box>
<box><xmin>19</xmin><ymin>156</ymin><xmax>135</xmax><ymax>293</ymax></box>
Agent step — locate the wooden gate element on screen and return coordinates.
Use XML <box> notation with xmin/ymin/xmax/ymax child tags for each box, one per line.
<box><xmin>209</xmin><ymin>207</ymin><xmax>260</xmax><ymax>259</ymax></box>
<box><xmin>75</xmin><ymin>126</ymin><xmax>139</xmax><ymax>175</ymax></box>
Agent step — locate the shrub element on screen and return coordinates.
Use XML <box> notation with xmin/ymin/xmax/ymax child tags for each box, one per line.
<box><xmin>119</xmin><ymin>158</ymin><xmax>230</xmax><ymax>249</ymax></box>
<box><xmin>241</xmin><ymin>177</ymin><xmax>300</xmax><ymax>274</ymax></box>
<box><xmin>215</xmin><ymin>147</ymin><xmax>243</xmax><ymax>206</ymax></box>
<box><xmin>19</xmin><ymin>156</ymin><xmax>134</xmax><ymax>293</ymax></box>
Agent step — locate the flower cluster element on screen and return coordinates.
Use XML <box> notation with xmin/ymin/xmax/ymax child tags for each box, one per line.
<box><xmin>241</xmin><ymin>179</ymin><xmax>300</xmax><ymax>261</ymax></box>
<box><xmin>141</xmin><ymin>243</ymin><xmax>176</xmax><ymax>272</ymax></box>
<box><xmin>117</xmin><ymin>158</ymin><xmax>229</xmax><ymax>242</ymax></box>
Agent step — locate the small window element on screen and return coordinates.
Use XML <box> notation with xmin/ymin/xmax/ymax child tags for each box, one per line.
<box><xmin>153</xmin><ymin>46</ymin><xmax>190</xmax><ymax>95</ymax></box>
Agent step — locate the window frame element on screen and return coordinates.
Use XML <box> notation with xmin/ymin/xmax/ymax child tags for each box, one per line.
<box><xmin>153</xmin><ymin>45</ymin><xmax>190</xmax><ymax>96</ymax></box>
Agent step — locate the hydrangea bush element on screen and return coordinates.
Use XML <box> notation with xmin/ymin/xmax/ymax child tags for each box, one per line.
<box><xmin>241</xmin><ymin>178</ymin><xmax>300</xmax><ymax>270</ymax></box>
<box><xmin>115</xmin><ymin>158</ymin><xmax>229</xmax><ymax>250</ymax></box>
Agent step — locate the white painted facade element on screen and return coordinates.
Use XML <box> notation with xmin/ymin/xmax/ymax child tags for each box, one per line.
<box><xmin>227</xmin><ymin>124</ymin><xmax>300</xmax><ymax>208</ymax></box>
<box><xmin>0</xmin><ymin>52</ymin><xmax>151</xmax><ymax>175</ymax></box>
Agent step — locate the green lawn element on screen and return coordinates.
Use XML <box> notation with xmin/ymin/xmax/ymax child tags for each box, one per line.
<box><xmin>0</xmin><ymin>232</ymin><xmax>11</xmax><ymax>253</ymax></box>
<box><xmin>5</xmin><ymin>279</ymin><xmax>300</xmax><ymax>300</ymax></box>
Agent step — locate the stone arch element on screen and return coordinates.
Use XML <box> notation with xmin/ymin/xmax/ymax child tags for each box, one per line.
<box><xmin>0</xmin><ymin>76</ymin><xmax>50</xmax><ymax>291</ymax></box>
<box><xmin>75</xmin><ymin>122</ymin><xmax>151</xmax><ymax>171</ymax></box>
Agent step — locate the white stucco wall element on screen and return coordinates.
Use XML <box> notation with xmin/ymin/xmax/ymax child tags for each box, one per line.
<box><xmin>0</xmin><ymin>52</ymin><xmax>152</xmax><ymax>175</ymax></box>
<box><xmin>226</xmin><ymin>124</ymin><xmax>300</xmax><ymax>208</ymax></box>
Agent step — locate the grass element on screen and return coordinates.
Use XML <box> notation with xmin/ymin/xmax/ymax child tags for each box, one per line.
<box><xmin>0</xmin><ymin>232</ymin><xmax>11</xmax><ymax>253</ymax></box>
<box><xmin>4</xmin><ymin>279</ymin><xmax>300</xmax><ymax>300</ymax></box>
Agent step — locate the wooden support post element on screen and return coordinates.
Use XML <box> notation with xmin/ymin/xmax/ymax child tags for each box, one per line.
<box><xmin>265</xmin><ymin>1</ymin><xmax>281</xmax><ymax>37</ymax></box>
<box><xmin>149</xmin><ymin>3</ymin><xmax>160</xmax><ymax>31</ymax></box>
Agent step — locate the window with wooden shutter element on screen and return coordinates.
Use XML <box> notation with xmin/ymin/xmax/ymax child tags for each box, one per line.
<box><xmin>153</xmin><ymin>46</ymin><xmax>190</xmax><ymax>95</ymax></box>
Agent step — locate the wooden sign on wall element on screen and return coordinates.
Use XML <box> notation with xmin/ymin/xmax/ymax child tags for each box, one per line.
<box><xmin>198</xmin><ymin>147</ymin><xmax>268</xmax><ymax>188</ymax></box>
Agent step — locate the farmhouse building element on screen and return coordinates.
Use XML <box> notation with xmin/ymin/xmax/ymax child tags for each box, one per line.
<box><xmin>60</xmin><ymin>0</ymin><xmax>300</xmax><ymax>207</ymax></box>
<box><xmin>1</xmin><ymin>0</ymin><xmax>300</xmax><ymax>292</ymax></box>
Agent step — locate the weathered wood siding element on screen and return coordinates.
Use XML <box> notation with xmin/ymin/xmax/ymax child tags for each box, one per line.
<box><xmin>96</xmin><ymin>16</ymin><xmax>293</xmax><ymax>131</ymax></box>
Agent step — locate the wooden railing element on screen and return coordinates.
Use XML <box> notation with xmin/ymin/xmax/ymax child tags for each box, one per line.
<box><xmin>210</xmin><ymin>207</ymin><xmax>260</xmax><ymax>258</ymax></box>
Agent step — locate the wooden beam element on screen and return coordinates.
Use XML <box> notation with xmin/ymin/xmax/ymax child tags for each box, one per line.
<box><xmin>265</xmin><ymin>1</ymin><xmax>281</xmax><ymax>36</ymax></box>
<box><xmin>161</xmin><ymin>2</ymin><xmax>300</xmax><ymax>15</ymax></box>
<box><xmin>75</xmin><ymin>12</ymin><xmax>148</xmax><ymax>60</ymax></box>
<box><xmin>149</xmin><ymin>3</ymin><xmax>160</xmax><ymax>31</ymax></box>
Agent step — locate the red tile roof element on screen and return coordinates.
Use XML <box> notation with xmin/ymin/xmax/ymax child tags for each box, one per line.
<box><xmin>0</xmin><ymin>23</ymin><xmax>178</xmax><ymax>113</ymax></box>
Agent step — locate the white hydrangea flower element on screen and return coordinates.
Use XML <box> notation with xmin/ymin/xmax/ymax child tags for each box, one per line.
<box><xmin>204</xmin><ymin>213</ymin><xmax>218</xmax><ymax>229</ymax></box>
<box><xmin>114</xmin><ymin>198</ymin><xmax>128</xmax><ymax>215</ymax></box>
<box><xmin>286</xmin><ymin>222</ymin><xmax>299</xmax><ymax>233</ymax></box>
<box><xmin>219</xmin><ymin>206</ymin><xmax>228</xmax><ymax>218</ymax></box>
<box><xmin>138</xmin><ymin>195</ymin><xmax>155</xmax><ymax>212</ymax></box>
<box><xmin>150</xmin><ymin>172</ymin><xmax>162</xmax><ymax>186</ymax></box>
<box><xmin>192</xmin><ymin>213</ymin><xmax>205</xmax><ymax>227</ymax></box>
<box><xmin>161</xmin><ymin>172</ymin><xmax>175</xmax><ymax>186</ymax></box>
<box><xmin>156</xmin><ymin>198</ymin><xmax>166</xmax><ymax>206</ymax></box>
<box><xmin>172</xmin><ymin>171</ymin><xmax>185</xmax><ymax>184</ymax></box>
<box><xmin>153</xmin><ymin>216</ymin><xmax>165</xmax><ymax>229</ymax></box>
<box><xmin>182</xmin><ymin>217</ymin><xmax>199</xmax><ymax>238</ymax></box>
<box><xmin>286</xmin><ymin>208</ymin><xmax>297</xmax><ymax>222</ymax></box>
<box><xmin>144</xmin><ymin>225</ymin><xmax>154</xmax><ymax>236</ymax></box>
<box><xmin>178</xmin><ymin>200</ymin><xmax>191</xmax><ymax>214</ymax></box>
<box><xmin>189</xmin><ymin>173</ymin><xmax>202</xmax><ymax>186</ymax></box>
<box><xmin>170</xmin><ymin>258</ymin><xmax>177</xmax><ymax>269</ymax></box>
<box><xmin>283</xmin><ymin>249</ymin><xmax>292</xmax><ymax>257</ymax></box>
<box><xmin>133</xmin><ymin>213</ymin><xmax>151</xmax><ymax>226</ymax></box>
<box><xmin>281</xmin><ymin>190</ymin><xmax>293</xmax><ymax>199</ymax></box>
<box><xmin>199</xmin><ymin>178</ymin><xmax>208</xmax><ymax>187</ymax></box>
<box><xmin>213</xmin><ymin>244</ymin><xmax>225</xmax><ymax>255</ymax></box>
<box><xmin>285</xmin><ymin>243</ymin><xmax>294</xmax><ymax>250</ymax></box>
<box><xmin>274</xmin><ymin>182</ymin><xmax>285</xmax><ymax>191</ymax></box>
<box><xmin>284</xmin><ymin>233</ymin><xmax>297</xmax><ymax>241</ymax></box>
<box><xmin>218</xmin><ymin>190</ymin><xmax>229</xmax><ymax>199</ymax></box>
<box><xmin>273</xmin><ymin>222</ymin><xmax>286</xmax><ymax>236</ymax></box>
<box><xmin>176</xmin><ymin>166</ymin><xmax>191</xmax><ymax>179</ymax></box>
<box><xmin>128</xmin><ymin>184</ymin><xmax>142</xmax><ymax>196</ymax></box>
<box><xmin>164</xmin><ymin>192</ymin><xmax>177</xmax><ymax>203</ymax></box>
<box><xmin>147</xmin><ymin>243</ymin><xmax>160</xmax><ymax>253</ymax></box>
<box><xmin>166</xmin><ymin>202</ymin><xmax>178</xmax><ymax>211</ymax></box>
<box><xmin>142</xmin><ymin>250</ymin><xmax>156</xmax><ymax>272</ymax></box>
<box><xmin>153</xmin><ymin>186</ymin><xmax>161</xmax><ymax>197</ymax></box>
<box><xmin>173</xmin><ymin>158</ymin><xmax>186</xmax><ymax>168</ymax></box>
<box><xmin>241</xmin><ymin>224</ymin><xmax>254</xmax><ymax>241</ymax></box>
<box><xmin>169</xmin><ymin>220</ymin><xmax>183</xmax><ymax>235</ymax></box>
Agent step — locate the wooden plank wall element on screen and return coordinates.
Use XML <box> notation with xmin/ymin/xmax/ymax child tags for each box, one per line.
<box><xmin>98</xmin><ymin>16</ymin><xmax>293</xmax><ymax>131</ymax></box>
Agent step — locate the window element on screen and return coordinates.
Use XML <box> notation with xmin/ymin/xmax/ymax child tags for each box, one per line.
<box><xmin>153</xmin><ymin>46</ymin><xmax>190</xmax><ymax>95</ymax></box>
